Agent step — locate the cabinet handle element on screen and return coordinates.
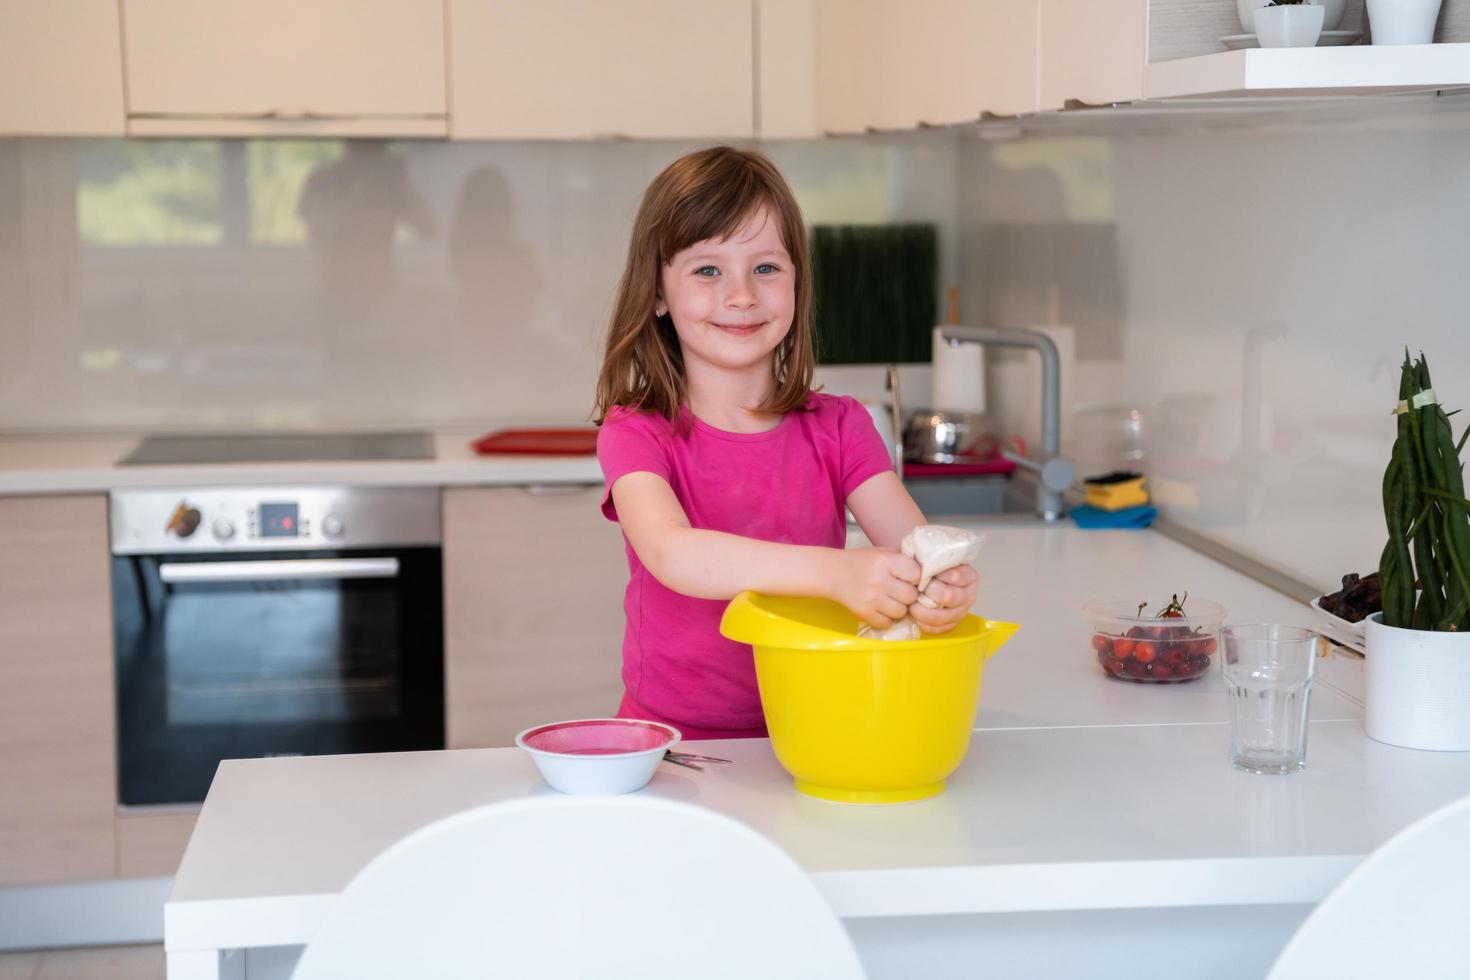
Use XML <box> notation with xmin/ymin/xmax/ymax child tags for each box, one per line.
<box><xmin>127</xmin><ymin>110</ymin><xmax>445</xmax><ymax>122</ymax></box>
<box><xmin>127</xmin><ymin>108</ymin><xmax>335</xmax><ymax>121</ymax></box>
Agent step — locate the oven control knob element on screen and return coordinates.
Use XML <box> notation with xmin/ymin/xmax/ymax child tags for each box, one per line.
<box><xmin>212</xmin><ymin>519</ymin><xmax>235</xmax><ymax>541</ymax></box>
<box><xmin>322</xmin><ymin>514</ymin><xmax>345</xmax><ymax>539</ymax></box>
<box><xmin>167</xmin><ymin>503</ymin><xmax>202</xmax><ymax>539</ymax></box>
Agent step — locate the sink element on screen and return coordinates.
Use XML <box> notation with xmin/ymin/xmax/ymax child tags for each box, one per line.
<box><xmin>849</xmin><ymin>472</ymin><xmax>1064</xmax><ymax>536</ymax></box>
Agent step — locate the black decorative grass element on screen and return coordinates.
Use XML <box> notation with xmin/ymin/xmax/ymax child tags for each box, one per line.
<box><xmin>810</xmin><ymin>223</ymin><xmax>938</xmax><ymax>365</ymax></box>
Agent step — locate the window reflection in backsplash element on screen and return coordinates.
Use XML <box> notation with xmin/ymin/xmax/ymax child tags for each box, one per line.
<box><xmin>0</xmin><ymin>133</ymin><xmax>961</xmax><ymax>432</ymax></box>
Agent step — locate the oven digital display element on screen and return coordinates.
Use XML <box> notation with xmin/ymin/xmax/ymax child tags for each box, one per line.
<box><xmin>259</xmin><ymin>502</ymin><xmax>300</xmax><ymax>538</ymax></box>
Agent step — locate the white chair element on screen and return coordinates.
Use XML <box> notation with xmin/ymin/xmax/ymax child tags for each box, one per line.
<box><xmin>1267</xmin><ymin>792</ymin><xmax>1470</xmax><ymax>980</ymax></box>
<box><xmin>290</xmin><ymin>795</ymin><xmax>866</xmax><ymax>980</ymax></box>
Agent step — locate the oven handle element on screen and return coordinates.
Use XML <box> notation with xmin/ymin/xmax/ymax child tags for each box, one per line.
<box><xmin>157</xmin><ymin>557</ymin><xmax>401</xmax><ymax>584</ymax></box>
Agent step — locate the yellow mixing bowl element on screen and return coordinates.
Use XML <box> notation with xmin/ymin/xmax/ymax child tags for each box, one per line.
<box><xmin>720</xmin><ymin>592</ymin><xmax>1019</xmax><ymax>805</ymax></box>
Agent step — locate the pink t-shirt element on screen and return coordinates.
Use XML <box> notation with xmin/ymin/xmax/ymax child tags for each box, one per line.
<box><xmin>598</xmin><ymin>393</ymin><xmax>894</xmax><ymax>737</ymax></box>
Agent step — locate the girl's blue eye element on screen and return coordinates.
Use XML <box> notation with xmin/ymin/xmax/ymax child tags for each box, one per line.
<box><xmin>694</xmin><ymin>266</ymin><xmax>718</xmax><ymax>277</ymax></box>
<box><xmin>756</xmin><ymin>263</ymin><xmax>780</xmax><ymax>274</ymax></box>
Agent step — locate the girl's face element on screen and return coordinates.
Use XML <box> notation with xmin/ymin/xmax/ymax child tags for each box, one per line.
<box><xmin>656</xmin><ymin>206</ymin><xmax>795</xmax><ymax>378</ymax></box>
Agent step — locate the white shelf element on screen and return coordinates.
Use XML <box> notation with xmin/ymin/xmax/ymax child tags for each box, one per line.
<box><xmin>1145</xmin><ymin>42</ymin><xmax>1470</xmax><ymax>100</ymax></box>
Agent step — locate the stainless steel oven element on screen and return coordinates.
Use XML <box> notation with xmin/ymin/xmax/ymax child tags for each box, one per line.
<box><xmin>110</xmin><ymin>486</ymin><xmax>444</xmax><ymax>806</ymax></box>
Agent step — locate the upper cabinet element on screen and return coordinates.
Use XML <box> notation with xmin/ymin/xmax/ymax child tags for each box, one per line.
<box><xmin>762</xmin><ymin>0</ymin><xmax>1040</xmax><ymax>137</ymax></box>
<box><xmin>1039</xmin><ymin>0</ymin><xmax>1147</xmax><ymax>109</ymax></box>
<box><xmin>450</xmin><ymin>0</ymin><xmax>753</xmax><ymax>140</ymax></box>
<box><xmin>7</xmin><ymin>0</ymin><xmax>1470</xmax><ymax>142</ymax></box>
<box><xmin>839</xmin><ymin>0</ymin><xmax>1038</xmax><ymax>127</ymax></box>
<box><xmin>0</xmin><ymin>0</ymin><xmax>125</xmax><ymax>135</ymax></box>
<box><xmin>121</xmin><ymin>0</ymin><xmax>448</xmax><ymax>137</ymax></box>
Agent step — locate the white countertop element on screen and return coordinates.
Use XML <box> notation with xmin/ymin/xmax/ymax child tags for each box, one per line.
<box><xmin>0</xmin><ymin>428</ymin><xmax>603</xmax><ymax>495</ymax></box>
<box><xmin>858</xmin><ymin>526</ymin><xmax>1364</xmax><ymax>725</ymax></box>
<box><xmin>167</xmin><ymin>720</ymin><xmax>1470</xmax><ymax>949</ymax></box>
<box><xmin>162</xmin><ymin>525</ymin><xmax>1410</xmax><ymax>956</ymax></box>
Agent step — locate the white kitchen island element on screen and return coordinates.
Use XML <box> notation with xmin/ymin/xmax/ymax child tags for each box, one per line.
<box><xmin>164</xmin><ymin>527</ymin><xmax>1470</xmax><ymax>980</ymax></box>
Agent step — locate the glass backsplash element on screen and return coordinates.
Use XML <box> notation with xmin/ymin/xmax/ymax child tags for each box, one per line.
<box><xmin>0</xmin><ymin>133</ymin><xmax>960</xmax><ymax>432</ymax></box>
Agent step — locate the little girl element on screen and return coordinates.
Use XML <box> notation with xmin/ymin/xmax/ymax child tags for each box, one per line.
<box><xmin>593</xmin><ymin>146</ymin><xmax>978</xmax><ymax>740</ymax></box>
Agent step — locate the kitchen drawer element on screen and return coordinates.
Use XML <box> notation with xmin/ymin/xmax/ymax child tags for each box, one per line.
<box><xmin>443</xmin><ymin>485</ymin><xmax>626</xmax><ymax>747</ymax></box>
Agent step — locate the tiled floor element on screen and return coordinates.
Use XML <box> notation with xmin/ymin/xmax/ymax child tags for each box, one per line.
<box><xmin>0</xmin><ymin>945</ymin><xmax>163</xmax><ymax>980</ymax></box>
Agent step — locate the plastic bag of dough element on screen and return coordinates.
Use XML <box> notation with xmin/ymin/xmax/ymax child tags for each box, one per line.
<box><xmin>857</xmin><ymin>525</ymin><xmax>984</xmax><ymax>640</ymax></box>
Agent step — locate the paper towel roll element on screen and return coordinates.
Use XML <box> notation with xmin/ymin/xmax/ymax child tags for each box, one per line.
<box><xmin>931</xmin><ymin>327</ymin><xmax>986</xmax><ymax>413</ymax></box>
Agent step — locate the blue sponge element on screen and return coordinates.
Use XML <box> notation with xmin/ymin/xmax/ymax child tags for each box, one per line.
<box><xmin>1071</xmin><ymin>504</ymin><xmax>1157</xmax><ymax>530</ymax></box>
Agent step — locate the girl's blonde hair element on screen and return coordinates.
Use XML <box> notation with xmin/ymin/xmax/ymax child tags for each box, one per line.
<box><xmin>593</xmin><ymin>146</ymin><xmax>815</xmax><ymax>428</ymax></box>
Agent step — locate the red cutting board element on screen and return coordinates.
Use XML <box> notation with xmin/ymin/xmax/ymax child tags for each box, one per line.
<box><xmin>471</xmin><ymin>428</ymin><xmax>599</xmax><ymax>456</ymax></box>
<box><xmin>903</xmin><ymin>456</ymin><xmax>1017</xmax><ymax>478</ymax></box>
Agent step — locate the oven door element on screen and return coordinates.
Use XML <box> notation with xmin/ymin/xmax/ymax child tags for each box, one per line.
<box><xmin>113</xmin><ymin>547</ymin><xmax>444</xmax><ymax>806</ymax></box>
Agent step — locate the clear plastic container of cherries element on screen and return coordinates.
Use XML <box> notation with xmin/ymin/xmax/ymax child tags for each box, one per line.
<box><xmin>1083</xmin><ymin>593</ymin><xmax>1227</xmax><ymax>684</ymax></box>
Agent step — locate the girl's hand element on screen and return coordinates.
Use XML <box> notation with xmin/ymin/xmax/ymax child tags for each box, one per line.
<box><xmin>908</xmin><ymin>564</ymin><xmax>979</xmax><ymax>635</ymax></box>
<box><xmin>831</xmin><ymin>548</ymin><xmax>921</xmax><ymax>629</ymax></box>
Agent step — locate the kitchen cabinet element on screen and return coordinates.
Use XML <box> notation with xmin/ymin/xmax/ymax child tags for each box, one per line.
<box><xmin>762</xmin><ymin>0</ymin><xmax>1039</xmax><ymax>137</ymax></box>
<box><xmin>1039</xmin><ymin>0</ymin><xmax>1147</xmax><ymax>110</ymax></box>
<box><xmin>449</xmin><ymin>0</ymin><xmax>753</xmax><ymax>139</ymax></box>
<box><xmin>121</xmin><ymin>0</ymin><xmax>447</xmax><ymax>137</ymax></box>
<box><xmin>443</xmin><ymin>486</ymin><xmax>627</xmax><ymax>748</ymax></box>
<box><xmin>116</xmin><ymin>811</ymin><xmax>197</xmax><ymax>879</ymax></box>
<box><xmin>0</xmin><ymin>496</ymin><xmax>117</xmax><ymax>886</ymax></box>
<box><xmin>0</xmin><ymin>0</ymin><xmax>125</xmax><ymax>136</ymax></box>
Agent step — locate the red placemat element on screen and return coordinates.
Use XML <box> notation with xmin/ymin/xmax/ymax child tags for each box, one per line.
<box><xmin>471</xmin><ymin>428</ymin><xmax>599</xmax><ymax>456</ymax></box>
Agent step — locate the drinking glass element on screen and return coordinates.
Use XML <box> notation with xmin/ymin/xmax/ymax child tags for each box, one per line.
<box><xmin>1222</xmin><ymin>624</ymin><xmax>1318</xmax><ymax>774</ymax></box>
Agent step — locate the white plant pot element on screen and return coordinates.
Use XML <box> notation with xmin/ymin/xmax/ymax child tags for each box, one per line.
<box><xmin>1239</xmin><ymin>0</ymin><xmax>1271</xmax><ymax>32</ymax></box>
<box><xmin>1367</xmin><ymin>0</ymin><xmax>1442</xmax><ymax>44</ymax></box>
<box><xmin>1315</xmin><ymin>0</ymin><xmax>1347</xmax><ymax>30</ymax></box>
<box><xmin>1255</xmin><ymin>4</ymin><xmax>1326</xmax><ymax>48</ymax></box>
<box><xmin>1240</xmin><ymin>0</ymin><xmax>1342</xmax><ymax>35</ymax></box>
<box><xmin>1365</xmin><ymin>613</ymin><xmax>1470</xmax><ymax>751</ymax></box>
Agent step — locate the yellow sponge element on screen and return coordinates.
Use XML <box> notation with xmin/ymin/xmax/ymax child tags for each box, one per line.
<box><xmin>1083</xmin><ymin>472</ymin><xmax>1149</xmax><ymax>512</ymax></box>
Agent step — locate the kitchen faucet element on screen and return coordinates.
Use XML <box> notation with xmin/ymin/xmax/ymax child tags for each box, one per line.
<box><xmin>937</xmin><ymin>326</ymin><xmax>1076</xmax><ymax>522</ymax></box>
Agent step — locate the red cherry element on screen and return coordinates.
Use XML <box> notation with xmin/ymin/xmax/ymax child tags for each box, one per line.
<box><xmin>1102</xmin><ymin>657</ymin><xmax>1126</xmax><ymax>676</ymax></box>
<box><xmin>1092</xmin><ymin>633</ymin><xmax>1112</xmax><ymax>652</ymax></box>
<box><xmin>1133</xmin><ymin>641</ymin><xmax>1157</xmax><ymax>664</ymax></box>
<box><xmin>1127</xmin><ymin>625</ymin><xmax>1150</xmax><ymax>639</ymax></box>
<box><xmin>1151</xmin><ymin>664</ymin><xmax>1175</xmax><ymax>680</ymax></box>
<box><xmin>1175</xmin><ymin>659</ymin><xmax>1197</xmax><ymax>678</ymax></box>
<box><xmin>1113</xmin><ymin>638</ymin><xmax>1136</xmax><ymax>658</ymax></box>
<box><xmin>1204</xmin><ymin>636</ymin><xmax>1218</xmax><ymax>655</ymax></box>
<box><xmin>1124</xmin><ymin>658</ymin><xmax>1152</xmax><ymax>678</ymax></box>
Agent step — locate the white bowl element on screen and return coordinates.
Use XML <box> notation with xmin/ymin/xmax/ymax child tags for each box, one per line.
<box><xmin>516</xmin><ymin>718</ymin><xmax>680</xmax><ymax>795</ymax></box>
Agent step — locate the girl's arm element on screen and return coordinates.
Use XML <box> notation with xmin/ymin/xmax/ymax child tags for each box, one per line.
<box><xmin>846</xmin><ymin>472</ymin><xmax>980</xmax><ymax>634</ymax></box>
<box><xmin>845</xmin><ymin>471</ymin><xmax>925</xmax><ymax>549</ymax></box>
<box><xmin>610</xmin><ymin>471</ymin><xmax>920</xmax><ymax>628</ymax></box>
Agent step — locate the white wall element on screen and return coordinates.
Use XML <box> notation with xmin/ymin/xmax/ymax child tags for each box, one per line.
<box><xmin>0</xmin><ymin>133</ymin><xmax>957</xmax><ymax>433</ymax></box>
<box><xmin>957</xmin><ymin>97</ymin><xmax>1470</xmax><ymax>592</ymax></box>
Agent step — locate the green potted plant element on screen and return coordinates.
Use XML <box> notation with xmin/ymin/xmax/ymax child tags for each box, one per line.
<box><xmin>1368</xmin><ymin>351</ymin><xmax>1470</xmax><ymax>750</ymax></box>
